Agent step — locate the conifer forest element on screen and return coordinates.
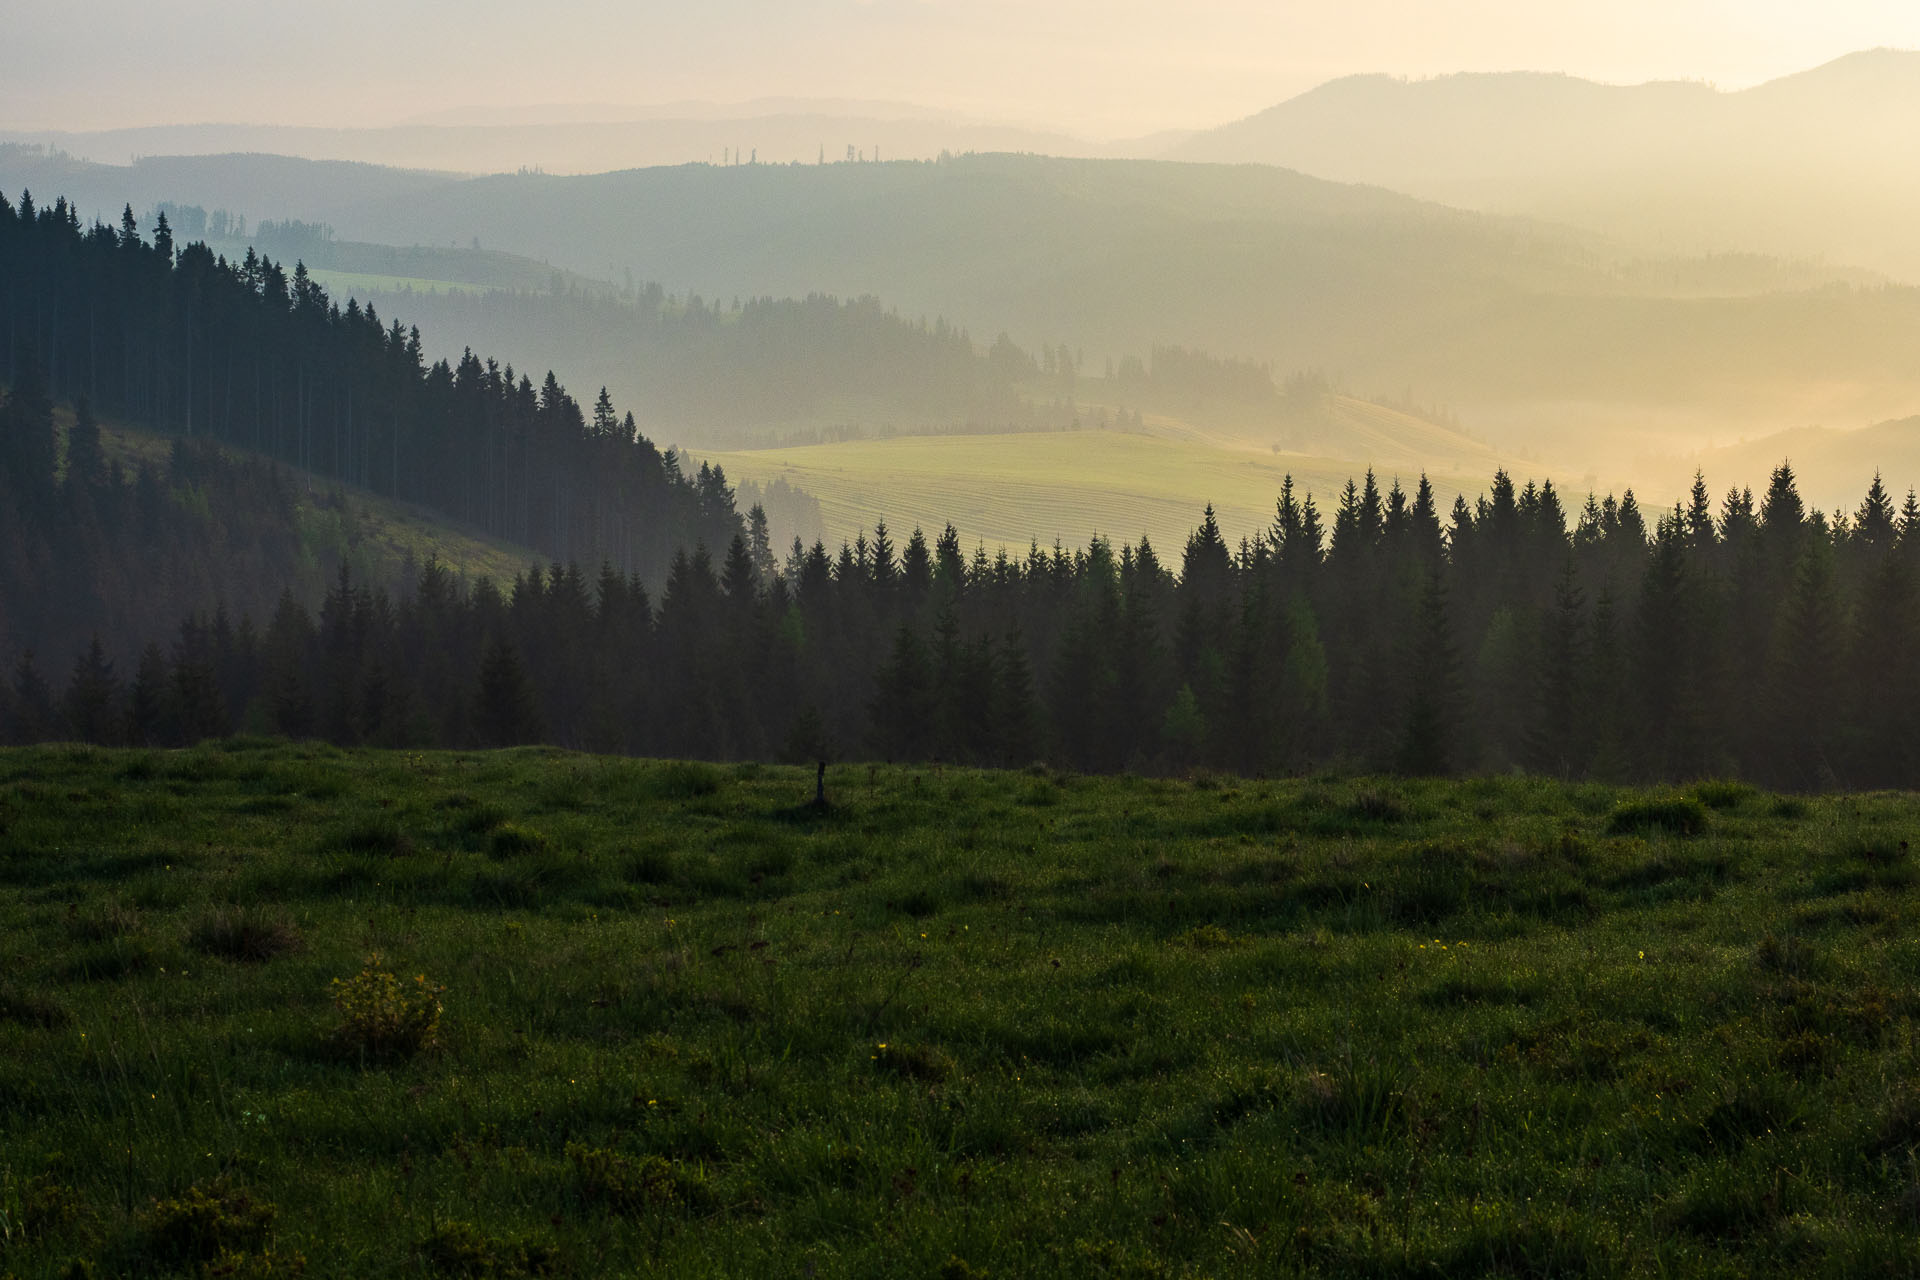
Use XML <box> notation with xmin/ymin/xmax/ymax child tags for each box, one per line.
<box><xmin>5</xmin><ymin>189</ymin><xmax>1917</xmax><ymax>790</ymax></box>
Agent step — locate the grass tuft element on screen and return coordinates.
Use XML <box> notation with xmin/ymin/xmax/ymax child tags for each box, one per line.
<box><xmin>0</xmin><ymin>985</ymin><xmax>73</xmax><ymax>1028</ymax></box>
<box><xmin>418</xmin><ymin>1220</ymin><xmax>558</xmax><ymax>1277</ymax></box>
<box><xmin>1607</xmin><ymin>795</ymin><xmax>1708</xmax><ymax>836</ymax></box>
<box><xmin>332</xmin><ymin>817</ymin><xmax>414</xmax><ymax>857</ymax></box>
<box><xmin>189</xmin><ymin>907</ymin><xmax>303</xmax><ymax>963</ymax></box>
<box><xmin>137</xmin><ymin>1179</ymin><xmax>274</xmax><ymax>1266</ymax></box>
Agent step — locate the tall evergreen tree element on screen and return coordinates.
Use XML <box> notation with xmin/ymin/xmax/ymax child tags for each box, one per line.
<box><xmin>1397</xmin><ymin>572</ymin><xmax>1460</xmax><ymax>776</ymax></box>
<box><xmin>63</xmin><ymin>636</ymin><xmax>121</xmax><ymax>744</ymax></box>
<box><xmin>870</xmin><ymin>624</ymin><xmax>931</xmax><ymax>761</ymax></box>
<box><xmin>1770</xmin><ymin>533</ymin><xmax>1842</xmax><ymax>788</ymax></box>
<box><xmin>1526</xmin><ymin>562</ymin><xmax>1584</xmax><ymax>777</ymax></box>
<box><xmin>474</xmin><ymin>635</ymin><xmax>542</xmax><ymax>747</ymax></box>
<box><xmin>7</xmin><ymin>651</ymin><xmax>60</xmax><ymax>743</ymax></box>
<box><xmin>125</xmin><ymin>642</ymin><xmax>168</xmax><ymax>746</ymax></box>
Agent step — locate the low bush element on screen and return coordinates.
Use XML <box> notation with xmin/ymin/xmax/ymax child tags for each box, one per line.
<box><xmin>329</xmin><ymin>959</ymin><xmax>443</xmax><ymax>1059</ymax></box>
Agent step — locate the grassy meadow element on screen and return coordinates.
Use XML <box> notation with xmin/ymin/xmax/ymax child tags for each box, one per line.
<box><xmin>704</xmin><ymin>416</ymin><xmax>1539</xmax><ymax>554</ymax></box>
<box><xmin>305</xmin><ymin>270</ymin><xmax>494</xmax><ymax>300</ymax></box>
<box><xmin>1</xmin><ymin>743</ymin><xmax>1918</xmax><ymax>1276</ymax></box>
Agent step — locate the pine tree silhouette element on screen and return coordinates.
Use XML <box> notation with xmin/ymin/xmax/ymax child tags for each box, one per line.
<box><xmin>474</xmin><ymin>635</ymin><xmax>542</xmax><ymax>747</ymax></box>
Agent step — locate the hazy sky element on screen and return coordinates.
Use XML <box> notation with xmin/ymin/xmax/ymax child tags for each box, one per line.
<box><xmin>7</xmin><ymin>0</ymin><xmax>1920</xmax><ymax>136</ymax></box>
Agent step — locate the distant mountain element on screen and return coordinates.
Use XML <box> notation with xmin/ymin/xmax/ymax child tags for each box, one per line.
<box><xmin>0</xmin><ymin>109</ymin><xmax>1160</xmax><ymax>178</ymax></box>
<box><xmin>9</xmin><ymin>147</ymin><xmax>1920</xmax><ymax>474</ymax></box>
<box><xmin>307</xmin><ymin>152</ymin><xmax>1920</xmax><ymax>454</ymax></box>
<box><xmin>0</xmin><ymin>145</ymin><xmax>458</xmax><ymax>229</ymax></box>
<box><xmin>395</xmin><ymin>98</ymin><xmax>975</xmax><ymax>127</ymax></box>
<box><xmin>1683</xmin><ymin>417</ymin><xmax>1920</xmax><ymax>516</ymax></box>
<box><xmin>1167</xmin><ymin>50</ymin><xmax>1920</xmax><ymax>280</ymax></box>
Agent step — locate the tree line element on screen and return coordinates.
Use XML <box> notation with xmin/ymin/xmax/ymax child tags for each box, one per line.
<box><xmin>0</xmin><ymin>188</ymin><xmax>748</xmax><ymax>582</ymax></box>
<box><xmin>4</xmin><ymin>384</ymin><xmax>1916</xmax><ymax>789</ymax></box>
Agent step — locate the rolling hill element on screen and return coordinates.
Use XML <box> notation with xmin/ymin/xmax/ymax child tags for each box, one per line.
<box><xmin>1679</xmin><ymin>416</ymin><xmax>1920</xmax><ymax>516</ymax></box>
<box><xmin>0</xmin><ymin>109</ymin><xmax>1161</xmax><ymax>177</ymax></box>
<box><xmin>700</xmin><ymin>396</ymin><xmax>1543</xmax><ymax>556</ymax></box>
<box><xmin>10</xmin><ymin>146</ymin><xmax>1920</xmax><ymax>483</ymax></box>
<box><xmin>1169</xmin><ymin>50</ymin><xmax>1920</xmax><ymax>282</ymax></box>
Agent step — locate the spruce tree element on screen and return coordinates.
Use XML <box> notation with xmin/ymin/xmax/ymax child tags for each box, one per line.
<box><xmin>262</xmin><ymin>592</ymin><xmax>316</xmax><ymax>739</ymax></box>
<box><xmin>171</xmin><ymin>622</ymin><xmax>231</xmax><ymax>745</ymax></box>
<box><xmin>1770</xmin><ymin>532</ymin><xmax>1842</xmax><ymax>788</ymax></box>
<box><xmin>1526</xmin><ymin>562</ymin><xmax>1584</xmax><ymax>777</ymax></box>
<box><xmin>474</xmin><ymin>635</ymin><xmax>542</xmax><ymax>747</ymax></box>
<box><xmin>9</xmin><ymin>652</ymin><xmax>60</xmax><ymax>743</ymax></box>
<box><xmin>1849</xmin><ymin>547</ymin><xmax>1918</xmax><ymax>786</ymax></box>
<box><xmin>745</xmin><ymin>504</ymin><xmax>776</xmax><ymax>583</ymax></box>
<box><xmin>869</xmin><ymin>624</ymin><xmax>932</xmax><ymax>761</ymax></box>
<box><xmin>126</xmin><ymin>643</ymin><xmax>170</xmax><ymax>747</ymax></box>
<box><xmin>0</xmin><ymin>351</ymin><xmax>56</xmax><ymax>490</ymax></box>
<box><xmin>1161</xmin><ymin>684</ymin><xmax>1207</xmax><ymax>768</ymax></box>
<box><xmin>64</xmin><ymin>396</ymin><xmax>109</xmax><ymax>493</ymax></box>
<box><xmin>995</xmin><ymin>628</ymin><xmax>1040</xmax><ymax>767</ymax></box>
<box><xmin>1397</xmin><ymin>572</ymin><xmax>1460</xmax><ymax>776</ymax></box>
<box><xmin>64</xmin><ymin>635</ymin><xmax>122</xmax><ymax>744</ymax></box>
<box><xmin>1274</xmin><ymin>595</ymin><xmax>1331</xmax><ymax>772</ymax></box>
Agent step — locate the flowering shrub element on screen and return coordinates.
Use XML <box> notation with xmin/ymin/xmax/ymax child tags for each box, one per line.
<box><xmin>329</xmin><ymin>958</ymin><xmax>443</xmax><ymax>1058</ymax></box>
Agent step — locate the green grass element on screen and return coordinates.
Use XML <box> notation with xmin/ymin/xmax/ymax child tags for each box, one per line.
<box><xmin>704</xmin><ymin>417</ymin><xmax>1539</xmax><ymax>553</ymax></box>
<box><xmin>304</xmin><ymin>269</ymin><xmax>494</xmax><ymax>299</ymax></box>
<box><xmin>1</xmin><ymin>745</ymin><xmax>1918</xmax><ymax>1277</ymax></box>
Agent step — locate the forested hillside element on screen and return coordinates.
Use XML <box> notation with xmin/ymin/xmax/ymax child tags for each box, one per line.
<box><xmin>0</xmin><ymin>190</ymin><xmax>753</xmax><ymax>582</ymax></box>
<box><xmin>9</xmin><ymin>185</ymin><xmax>1920</xmax><ymax>791</ymax></box>
<box><xmin>364</xmin><ymin>286</ymin><xmax>1037</xmax><ymax>447</ymax></box>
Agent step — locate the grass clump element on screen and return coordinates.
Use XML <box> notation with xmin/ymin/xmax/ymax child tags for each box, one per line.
<box><xmin>328</xmin><ymin>958</ymin><xmax>443</xmax><ymax>1059</ymax></box>
<box><xmin>1179</xmin><ymin>923</ymin><xmax>1238</xmax><ymax>950</ymax></box>
<box><xmin>647</xmin><ymin>761</ymin><xmax>723</xmax><ymax>799</ymax></box>
<box><xmin>188</xmin><ymin>907</ymin><xmax>303</xmax><ymax>963</ymax></box>
<box><xmin>0</xmin><ymin>984</ymin><xmax>71</xmax><ymax>1028</ymax></box>
<box><xmin>137</xmin><ymin>1178</ymin><xmax>274</xmax><ymax>1266</ymax></box>
<box><xmin>870</xmin><ymin>1041</ymin><xmax>955</xmax><ymax>1082</ymax></box>
<box><xmin>487</xmin><ymin>822</ymin><xmax>548</xmax><ymax>857</ymax></box>
<box><xmin>567</xmin><ymin>1144</ymin><xmax>713</xmax><ymax>1215</ymax></box>
<box><xmin>418</xmin><ymin>1220</ymin><xmax>558</xmax><ymax>1277</ymax></box>
<box><xmin>64</xmin><ymin>900</ymin><xmax>142</xmax><ymax>942</ymax></box>
<box><xmin>1</xmin><ymin>1172</ymin><xmax>83</xmax><ymax>1242</ymax></box>
<box><xmin>1691</xmin><ymin>779</ymin><xmax>1754</xmax><ymax>810</ymax></box>
<box><xmin>331</xmin><ymin>816</ymin><xmax>413</xmax><ymax>857</ymax></box>
<box><xmin>1607</xmin><ymin>795</ymin><xmax>1708</xmax><ymax>836</ymax></box>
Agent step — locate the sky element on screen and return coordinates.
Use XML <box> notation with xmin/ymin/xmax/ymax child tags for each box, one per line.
<box><xmin>6</xmin><ymin>0</ymin><xmax>1920</xmax><ymax>136</ymax></box>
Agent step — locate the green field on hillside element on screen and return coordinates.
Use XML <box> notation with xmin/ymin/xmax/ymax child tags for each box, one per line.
<box><xmin>306</xmin><ymin>269</ymin><xmax>492</xmax><ymax>299</ymax></box>
<box><xmin>706</xmin><ymin>418</ymin><xmax>1546</xmax><ymax>552</ymax></box>
<box><xmin>2</xmin><ymin>744</ymin><xmax>1917</xmax><ymax>1276</ymax></box>
<box><xmin>75</xmin><ymin>407</ymin><xmax>541</xmax><ymax>589</ymax></box>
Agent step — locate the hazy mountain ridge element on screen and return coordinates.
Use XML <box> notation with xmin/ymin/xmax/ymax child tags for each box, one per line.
<box><xmin>8</xmin><ymin>145</ymin><xmax>1920</xmax><ymax>483</ymax></box>
<box><xmin>0</xmin><ymin>144</ymin><xmax>460</xmax><ymax>228</ymax></box>
<box><xmin>0</xmin><ymin>113</ymin><xmax>1169</xmax><ymax>178</ymax></box>
<box><xmin>1168</xmin><ymin>49</ymin><xmax>1920</xmax><ymax>279</ymax></box>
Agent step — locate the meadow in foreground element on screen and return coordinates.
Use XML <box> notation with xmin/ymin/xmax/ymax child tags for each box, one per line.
<box><xmin>1</xmin><ymin>742</ymin><xmax>1917</xmax><ymax>1277</ymax></box>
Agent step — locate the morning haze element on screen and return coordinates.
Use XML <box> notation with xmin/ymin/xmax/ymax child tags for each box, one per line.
<box><xmin>5</xmin><ymin>4</ymin><xmax>1920</xmax><ymax>1275</ymax></box>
